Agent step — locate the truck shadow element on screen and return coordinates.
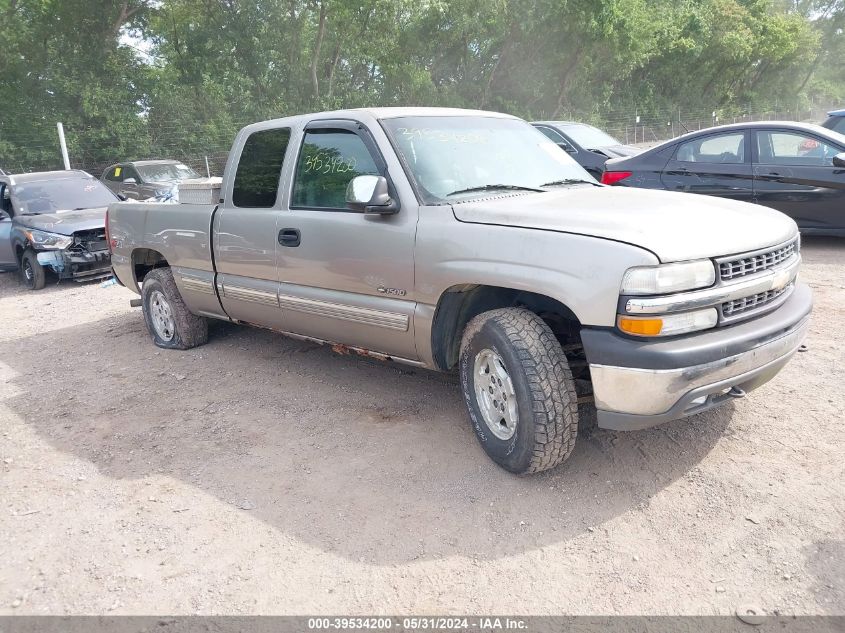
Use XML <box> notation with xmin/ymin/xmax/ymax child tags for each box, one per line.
<box><xmin>0</xmin><ymin>311</ymin><xmax>732</xmax><ymax>565</ymax></box>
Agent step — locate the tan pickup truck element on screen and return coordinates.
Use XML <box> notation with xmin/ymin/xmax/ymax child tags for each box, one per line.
<box><xmin>107</xmin><ymin>107</ymin><xmax>811</xmax><ymax>474</ymax></box>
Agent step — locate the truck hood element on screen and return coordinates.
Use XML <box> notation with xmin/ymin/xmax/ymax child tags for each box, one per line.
<box><xmin>451</xmin><ymin>187</ymin><xmax>798</xmax><ymax>262</ymax></box>
<box><xmin>15</xmin><ymin>207</ymin><xmax>107</xmax><ymax>235</ymax></box>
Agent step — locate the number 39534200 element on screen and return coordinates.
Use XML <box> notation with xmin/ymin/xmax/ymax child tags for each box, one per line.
<box><xmin>304</xmin><ymin>152</ymin><xmax>358</xmax><ymax>174</ymax></box>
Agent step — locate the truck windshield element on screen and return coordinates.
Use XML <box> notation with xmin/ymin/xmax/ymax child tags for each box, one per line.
<box><xmin>136</xmin><ymin>163</ymin><xmax>200</xmax><ymax>182</ymax></box>
<box><xmin>13</xmin><ymin>178</ymin><xmax>118</xmax><ymax>214</ymax></box>
<box><xmin>382</xmin><ymin>116</ymin><xmax>594</xmax><ymax>204</ymax></box>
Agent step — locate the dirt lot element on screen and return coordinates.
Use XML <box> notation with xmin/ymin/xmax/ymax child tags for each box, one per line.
<box><xmin>0</xmin><ymin>237</ymin><xmax>842</xmax><ymax>616</ymax></box>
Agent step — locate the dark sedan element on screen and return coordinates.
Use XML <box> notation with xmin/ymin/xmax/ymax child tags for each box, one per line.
<box><xmin>0</xmin><ymin>170</ymin><xmax>116</xmax><ymax>289</ymax></box>
<box><xmin>601</xmin><ymin>121</ymin><xmax>845</xmax><ymax>235</ymax></box>
<box><xmin>532</xmin><ymin>121</ymin><xmax>640</xmax><ymax>179</ymax></box>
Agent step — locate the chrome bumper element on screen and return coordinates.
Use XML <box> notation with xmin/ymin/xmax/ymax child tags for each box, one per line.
<box><xmin>583</xmin><ymin>283</ymin><xmax>812</xmax><ymax>431</ymax></box>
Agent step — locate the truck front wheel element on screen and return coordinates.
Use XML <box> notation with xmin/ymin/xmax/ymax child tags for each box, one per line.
<box><xmin>141</xmin><ymin>268</ymin><xmax>208</xmax><ymax>350</ymax></box>
<box><xmin>459</xmin><ymin>308</ymin><xmax>578</xmax><ymax>474</ymax></box>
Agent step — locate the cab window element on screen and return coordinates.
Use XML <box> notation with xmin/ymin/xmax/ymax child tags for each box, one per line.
<box><xmin>536</xmin><ymin>126</ymin><xmax>576</xmax><ymax>153</ymax></box>
<box><xmin>291</xmin><ymin>129</ymin><xmax>379</xmax><ymax>210</ymax></box>
<box><xmin>676</xmin><ymin>132</ymin><xmax>745</xmax><ymax>164</ymax></box>
<box><xmin>106</xmin><ymin>166</ymin><xmax>124</xmax><ymax>181</ymax></box>
<box><xmin>232</xmin><ymin>128</ymin><xmax>291</xmax><ymax>208</ymax></box>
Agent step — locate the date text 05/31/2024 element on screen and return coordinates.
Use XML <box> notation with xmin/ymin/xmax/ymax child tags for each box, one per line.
<box><xmin>307</xmin><ymin>617</ymin><xmax>528</xmax><ymax>631</ymax></box>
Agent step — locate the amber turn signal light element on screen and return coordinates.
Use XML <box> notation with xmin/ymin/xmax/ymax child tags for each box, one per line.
<box><xmin>618</xmin><ymin>317</ymin><xmax>663</xmax><ymax>336</ymax></box>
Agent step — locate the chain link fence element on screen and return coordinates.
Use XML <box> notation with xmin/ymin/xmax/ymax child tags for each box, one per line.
<box><xmin>4</xmin><ymin>102</ymin><xmax>839</xmax><ymax>177</ymax></box>
<box><xmin>582</xmin><ymin>103</ymin><xmax>837</xmax><ymax>149</ymax></box>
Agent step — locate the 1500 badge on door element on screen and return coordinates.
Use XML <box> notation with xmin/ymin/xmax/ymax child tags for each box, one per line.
<box><xmin>377</xmin><ymin>286</ymin><xmax>407</xmax><ymax>297</ymax></box>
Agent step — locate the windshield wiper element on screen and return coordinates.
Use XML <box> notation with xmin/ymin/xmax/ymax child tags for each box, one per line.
<box><xmin>446</xmin><ymin>184</ymin><xmax>545</xmax><ymax>197</ymax></box>
<box><xmin>540</xmin><ymin>178</ymin><xmax>600</xmax><ymax>188</ymax></box>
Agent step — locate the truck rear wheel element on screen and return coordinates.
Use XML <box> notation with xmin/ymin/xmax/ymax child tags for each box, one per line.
<box><xmin>141</xmin><ymin>268</ymin><xmax>208</xmax><ymax>350</ymax></box>
<box><xmin>459</xmin><ymin>308</ymin><xmax>578</xmax><ymax>474</ymax></box>
<box><xmin>21</xmin><ymin>249</ymin><xmax>46</xmax><ymax>290</ymax></box>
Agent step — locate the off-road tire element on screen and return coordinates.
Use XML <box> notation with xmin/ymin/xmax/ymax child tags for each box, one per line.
<box><xmin>141</xmin><ymin>267</ymin><xmax>208</xmax><ymax>350</ymax></box>
<box><xmin>459</xmin><ymin>308</ymin><xmax>578</xmax><ymax>474</ymax></box>
<box><xmin>21</xmin><ymin>249</ymin><xmax>46</xmax><ymax>290</ymax></box>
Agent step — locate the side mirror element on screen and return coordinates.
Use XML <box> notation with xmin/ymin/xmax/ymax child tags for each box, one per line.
<box><xmin>0</xmin><ymin>210</ymin><xmax>9</xmax><ymax>221</ymax></box>
<box><xmin>833</xmin><ymin>153</ymin><xmax>845</xmax><ymax>168</ymax></box>
<box><xmin>123</xmin><ymin>177</ymin><xmax>137</xmax><ymax>185</ymax></box>
<box><xmin>345</xmin><ymin>175</ymin><xmax>399</xmax><ymax>215</ymax></box>
<box><xmin>117</xmin><ymin>193</ymin><xmax>128</xmax><ymax>201</ymax></box>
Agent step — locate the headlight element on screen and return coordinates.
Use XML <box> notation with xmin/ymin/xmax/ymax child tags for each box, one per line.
<box><xmin>618</xmin><ymin>308</ymin><xmax>718</xmax><ymax>337</ymax></box>
<box><xmin>621</xmin><ymin>260</ymin><xmax>716</xmax><ymax>295</ymax></box>
<box><xmin>24</xmin><ymin>229</ymin><xmax>72</xmax><ymax>250</ymax></box>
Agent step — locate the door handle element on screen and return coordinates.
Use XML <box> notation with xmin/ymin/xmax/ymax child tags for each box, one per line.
<box><xmin>754</xmin><ymin>168</ymin><xmax>791</xmax><ymax>179</ymax></box>
<box><xmin>278</xmin><ymin>228</ymin><xmax>301</xmax><ymax>247</ymax></box>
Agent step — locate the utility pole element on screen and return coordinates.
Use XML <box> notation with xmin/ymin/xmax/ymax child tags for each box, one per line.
<box><xmin>635</xmin><ymin>111</ymin><xmax>640</xmax><ymax>144</ymax></box>
<box><xmin>57</xmin><ymin>123</ymin><xmax>71</xmax><ymax>170</ymax></box>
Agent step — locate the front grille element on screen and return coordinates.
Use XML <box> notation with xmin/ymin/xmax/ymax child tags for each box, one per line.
<box><xmin>719</xmin><ymin>240</ymin><xmax>797</xmax><ymax>281</ymax></box>
<box><xmin>70</xmin><ymin>229</ymin><xmax>108</xmax><ymax>253</ymax></box>
<box><xmin>85</xmin><ymin>240</ymin><xmax>108</xmax><ymax>251</ymax></box>
<box><xmin>722</xmin><ymin>285</ymin><xmax>790</xmax><ymax>318</ymax></box>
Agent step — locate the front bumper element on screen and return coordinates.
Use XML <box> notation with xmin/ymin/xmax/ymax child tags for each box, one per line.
<box><xmin>36</xmin><ymin>248</ymin><xmax>112</xmax><ymax>280</ymax></box>
<box><xmin>581</xmin><ymin>283</ymin><xmax>812</xmax><ymax>431</ymax></box>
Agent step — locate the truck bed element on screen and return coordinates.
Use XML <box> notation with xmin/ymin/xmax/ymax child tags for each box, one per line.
<box><xmin>108</xmin><ymin>201</ymin><xmax>218</xmax><ymax>295</ymax></box>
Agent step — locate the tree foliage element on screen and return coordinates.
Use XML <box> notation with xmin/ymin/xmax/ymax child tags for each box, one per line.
<box><xmin>0</xmin><ymin>0</ymin><xmax>842</xmax><ymax>173</ymax></box>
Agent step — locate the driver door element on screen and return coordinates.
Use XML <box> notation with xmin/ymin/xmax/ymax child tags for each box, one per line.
<box><xmin>752</xmin><ymin>129</ymin><xmax>845</xmax><ymax>231</ymax></box>
<box><xmin>276</xmin><ymin>120</ymin><xmax>419</xmax><ymax>360</ymax></box>
<box><xmin>117</xmin><ymin>165</ymin><xmax>142</xmax><ymax>200</ymax></box>
<box><xmin>0</xmin><ymin>183</ymin><xmax>16</xmax><ymax>269</ymax></box>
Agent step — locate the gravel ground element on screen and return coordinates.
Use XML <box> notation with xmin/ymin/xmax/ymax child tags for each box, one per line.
<box><xmin>0</xmin><ymin>237</ymin><xmax>842</xmax><ymax>616</ymax></box>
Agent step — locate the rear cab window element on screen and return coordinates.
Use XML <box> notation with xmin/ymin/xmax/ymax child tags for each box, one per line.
<box><xmin>232</xmin><ymin>127</ymin><xmax>292</xmax><ymax>208</ymax></box>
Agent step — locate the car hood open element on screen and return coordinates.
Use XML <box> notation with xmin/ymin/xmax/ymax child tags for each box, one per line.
<box><xmin>451</xmin><ymin>186</ymin><xmax>798</xmax><ymax>262</ymax></box>
<box><xmin>15</xmin><ymin>206</ymin><xmax>107</xmax><ymax>235</ymax></box>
